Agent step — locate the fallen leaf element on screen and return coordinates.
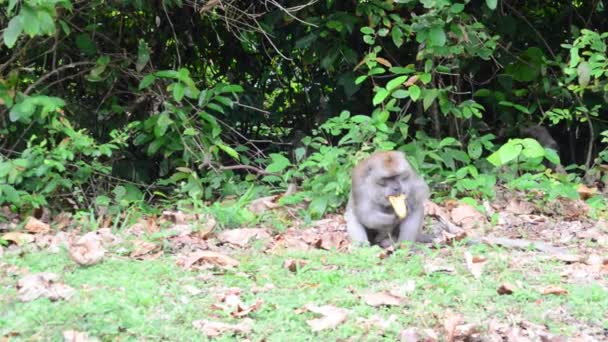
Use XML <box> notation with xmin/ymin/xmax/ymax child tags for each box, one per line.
<box><xmin>17</xmin><ymin>272</ymin><xmax>75</xmax><ymax>302</ymax></box>
<box><xmin>301</xmin><ymin>304</ymin><xmax>349</xmax><ymax>332</ymax></box>
<box><xmin>577</xmin><ymin>183</ymin><xmax>597</xmax><ymax>200</ymax></box>
<box><xmin>315</xmin><ymin>232</ymin><xmax>348</xmax><ymax>251</ymax></box>
<box><xmin>62</xmin><ymin>330</ymin><xmax>98</xmax><ymax>342</ymax></box>
<box><xmin>232</xmin><ymin>298</ymin><xmax>264</xmax><ymax>318</ymax></box>
<box><xmin>451</xmin><ymin>204</ymin><xmax>486</xmax><ymax>231</ymax></box>
<box><xmin>247</xmin><ymin>195</ymin><xmax>280</xmax><ymax>215</ymax></box>
<box><xmin>283</xmin><ymin>258</ymin><xmax>309</xmax><ymax>272</ymax></box>
<box><xmin>24</xmin><ymin>217</ymin><xmax>50</xmax><ymax>233</ymax></box>
<box><xmin>547</xmin><ymin>254</ymin><xmax>583</xmax><ymax>263</ymax></box>
<box><xmin>540</xmin><ymin>285</ymin><xmax>568</xmax><ymax>296</ymax></box>
<box><xmin>399</xmin><ymin>327</ymin><xmax>419</xmax><ymax>342</ymax></box>
<box><xmin>497</xmin><ymin>282</ymin><xmax>515</xmax><ymax>295</ymax></box>
<box><xmin>217</xmin><ymin>228</ymin><xmax>271</xmax><ymax>247</ymax></box>
<box><xmin>130</xmin><ymin>240</ymin><xmax>162</xmax><ymax>260</ymax></box>
<box><xmin>444</xmin><ymin>310</ymin><xmax>463</xmax><ymax>342</ymax></box>
<box><xmin>179</xmin><ymin>250</ymin><xmax>239</xmax><ymax>269</ymax></box>
<box><xmin>251</xmin><ymin>283</ymin><xmax>275</xmax><ymax>293</ymax></box>
<box><xmin>464</xmin><ymin>251</ymin><xmax>487</xmax><ymax>279</ymax></box>
<box><xmin>505</xmin><ymin>199</ymin><xmax>535</xmax><ymax>215</ymax></box>
<box><xmin>357</xmin><ymin>314</ymin><xmax>397</xmax><ymax>332</ymax></box>
<box><xmin>363</xmin><ymin>291</ymin><xmax>403</xmax><ymax>307</ymax></box>
<box><xmin>1</xmin><ymin>231</ymin><xmax>35</xmax><ymax>246</ymax></box>
<box><xmin>161</xmin><ymin>210</ymin><xmax>187</xmax><ymax>225</ymax></box>
<box><xmin>69</xmin><ymin>233</ymin><xmax>105</xmax><ymax>266</ymax></box>
<box><xmin>192</xmin><ymin>318</ymin><xmax>253</xmax><ymax>337</ymax></box>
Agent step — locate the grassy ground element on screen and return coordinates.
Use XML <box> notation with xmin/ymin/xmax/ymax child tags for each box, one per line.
<box><xmin>2</xmin><ymin>236</ymin><xmax>606</xmax><ymax>341</ymax></box>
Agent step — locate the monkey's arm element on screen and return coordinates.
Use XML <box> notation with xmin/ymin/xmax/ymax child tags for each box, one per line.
<box><xmin>398</xmin><ymin>178</ymin><xmax>430</xmax><ymax>242</ymax></box>
<box><xmin>345</xmin><ymin>195</ymin><xmax>371</xmax><ymax>245</ymax></box>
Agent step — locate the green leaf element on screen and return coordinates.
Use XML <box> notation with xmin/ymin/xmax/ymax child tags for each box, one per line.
<box><xmin>21</xmin><ymin>6</ymin><xmax>39</xmax><ymax>36</ymax></box>
<box><xmin>4</xmin><ymin>16</ymin><xmax>23</xmax><ymax>48</ymax></box>
<box><xmin>423</xmin><ymin>89</ymin><xmax>438</xmax><ymax>110</ymax></box>
<box><xmin>220</xmin><ymin>84</ymin><xmax>244</xmax><ymax>93</ymax></box>
<box><xmin>217</xmin><ymin>143</ymin><xmax>239</xmax><ymax>160</ymax></box>
<box><xmin>309</xmin><ymin>195</ymin><xmax>329</xmax><ymax>218</ymax></box>
<box><xmin>486</xmin><ymin>0</ymin><xmax>497</xmax><ymax>10</ymax></box>
<box><xmin>75</xmin><ymin>33</ymin><xmax>97</xmax><ymax>55</ymax></box>
<box><xmin>428</xmin><ymin>26</ymin><xmax>446</xmax><ymax>47</ymax></box>
<box><xmin>139</xmin><ymin>74</ymin><xmax>156</xmax><ymax>90</ymax></box>
<box><xmin>266</xmin><ymin>153</ymin><xmax>292</xmax><ymax>173</ymax></box>
<box><xmin>214</xmin><ymin>96</ymin><xmax>233</xmax><ymax>108</ymax></box>
<box><xmin>172</xmin><ymin>83</ymin><xmax>186</xmax><ymax>102</ymax></box>
<box><xmin>373</xmin><ymin>89</ymin><xmax>389</xmax><ymax>105</ymax></box>
<box><xmin>207</xmin><ymin>102</ymin><xmax>224</xmax><ymax>113</ymax></box>
<box><xmin>544</xmin><ymin>148</ymin><xmax>561</xmax><ymax>165</ymax></box>
<box><xmin>363</xmin><ymin>35</ymin><xmax>375</xmax><ymax>45</ymax></box>
<box><xmin>408</xmin><ymin>85</ymin><xmax>421</xmax><ymax>101</ymax></box>
<box><xmin>419</xmin><ymin>73</ymin><xmax>432</xmax><ymax>84</ymax></box>
<box><xmin>355</xmin><ymin>75</ymin><xmax>368</xmax><ymax>85</ymax></box>
<box><xmin>439</xmin><ymin>137</ymin><xmax>458</xmax><ymax>148</ymax></box>
<box><xmin>450</xmin><ymin>3</ymin><xmax>465</xmax><ymax>13</ymax></box>
<box><xmin>487</xmin><ymin>141</ymin><xmax>523</xmax><ymax>166</ymax></box>
<box><xmin>360</xmin><ymin>27</ymin><xmax>374</xmax><ymax>35</ymax></box>
<box><xmin>391</xmin><ymin>89</ymin><xmax>409</xmax><ymax>99</ymax></box>
<box><xmin>154</xmin><ymin>113</ymin><xmax>173</xmax><ymax>137</ymax></box>
<box><xmin>520</xmin><ymin>138</ymin><xmax>545</xmax><ymax>159</ymax></box>
<box><xmin>391</xmin><ymin>26</ymin><xmax>404</xmax><ymax>48</ymax></box>
<box><xmin>386</xmin><ymin>76</ymin><xmax>408</xmax><ymax>91</ymax></box>
<box><xmin>136</xmin><ymin>39</ymin><xmax>151</xmax><ymax>72</ymax></box>
<box><xmin>38</xmin><ymin>10</ymin><xmax>55</xmax><ymax>35</ymax></box>
<box><xmin>467</xmin><ymin>140</ymin><xmax>483</xmax><ymax>159</ymax></box>
<box><xmin>577</xmin><ymin>61</ymin><xmax>591</xmax><ymax>87</ymax></box>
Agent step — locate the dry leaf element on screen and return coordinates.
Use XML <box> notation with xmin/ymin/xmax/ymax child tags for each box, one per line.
<box><xmin>541</xmin><ymin>285</ymin><xmax>568</xmax><ymax>296</ymax></box>
<box><xmin>251</xmin><ymin>283</ymin><xmax>275</xmax><ymax>293</ymax></box>
<box><xmin>192</xmin><ymin>318</ymin><xmax>253</xmax><ymax>337</ymax></box>
<box><xmin>451</xmin><ymin>204</ymin><xmax>486</xmax><ymax>230</ymax></box>
<box><xmin>464</xmin><ymin>251</ymin><xmax>487</xmax><ymax>279</ymax></box>
<box><xmin>62</xmin><ymin>330</ymin><xmax>99</xmax><ymax>342</ymax></box>
<box><xmin>301</xmin><ymin>304</ymin><xmax>349</xmax><ymax>332</ymax></box>
<box><xmin>17</xmin><ymin>272</ymin><xmax>75</xmax><ymax>302</ymax></box>
<box><xmin>363</xmin><ymin>291</ymin><xmax>403</xmax><ymax>307</ymax></box>
<box><xmin>130</xmin><ymin>240</ymin><xmax>162</xmax><ymax>260</ymax></box>
<box><xmin>315</xmin><ymin>232</ymin><xmax>348</xmax><ymax>250</ymax></box>
<box><xmin>247</xmin><ymin>195</ymin><xmax>280</xmax><ymax>215</ymax></box>
<box><xmin>497</xmin><ymin>282</ymin><xmax>515</xmax><ymax>295</ymax></box>
<box><xmin>577</xmin><ymin>184</ymin><xmax>597</xmax><ymax>200</ymax></box>
<box><xmin>179</xmin><ymin>250</ymin><xmax>239</xmax><ymax>269</ymax></box>
<box><xmin>217</xmin><ymin>228</ymin><xmax>271</xmax><ymax>247</ymax></box>
<box><xmin>399</xmin><ymin>327</ymin><xmax>419</xmax><ymax>342</ymax></box>
<box><xmin>404</xmin><ymin>75</ymin><xmax>419</xmax><ymax>87</ymax></box>
<box><xmin>69</xmin><ymin>233</ymin><xmax>105</xmax><ymax>266</ymax></box>
<box><xmin>357</xmin><ymin>314</ymin><xmax>397</xmax><ymax>332</ymax></box>
<box><xmin>547</xmin><ymin>254</ymin><xmax>583</xmax><ymax>263</ymax></box>
<box><xmin>444</xmin><ymin>310</ymin><xmax>463</xmax><ymax>342</ymax></box>
<box><xmin>375</xmin><ymin>57</ymin><xmax>392</xmax><ymax>67</ymax></box>
<box><xmin>505</xmin><ymin>199</ymin><xmax>535</xmax><ymax>215</ymax></box>
<box><xmin>24</xmin><ymin>217</ymin><xmax>50</xmax><ymax>233</ymax></box>
<box><xmin>2</xmin><ymin>231</ymin><xmax>35</xmax><ymax>246</ymax></box>
<box><xmin>283</xmin><ymin>258</ymin><xmax>309</xmax><ymax>272</ymax></box>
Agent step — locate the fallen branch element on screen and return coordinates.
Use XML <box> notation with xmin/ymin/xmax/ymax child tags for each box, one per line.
<box><xmin>468</xmin><ymin>237</ymin><xmax>569</xmax><ymax>254</ymax></box>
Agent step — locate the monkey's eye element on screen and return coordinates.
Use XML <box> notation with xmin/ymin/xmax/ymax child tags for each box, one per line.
<box><xmin>377</xmin><ymin>179</ymin><xmax>387</xmax><ymax>187</ymax></box>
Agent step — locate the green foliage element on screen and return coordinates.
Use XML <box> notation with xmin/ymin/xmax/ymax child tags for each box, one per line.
<box><xmin>0</xmin><ymin>0</ymin><xmax>606</xmax><ymax>215</ymax></box>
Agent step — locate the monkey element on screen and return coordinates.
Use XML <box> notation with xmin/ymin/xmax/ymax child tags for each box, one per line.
<box><xmin>345</xmin><ymin>151</ymin><xmax>430</xmax><ymax>247</ymax></box>
<box><xmin>520</xmin><ymin>125</ymin><xmax>566</xmax><ymax>173</ymax></box>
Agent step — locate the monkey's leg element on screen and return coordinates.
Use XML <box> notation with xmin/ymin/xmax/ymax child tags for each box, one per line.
<box><xmin>397</xmin><ymin>205</ymin><xmax>424</xmax><ymax>242</ymax></box>
<box><xmin>345</xmin><ymin>202</ymin><xmax>371</xmax><ymax>246</ymax></box>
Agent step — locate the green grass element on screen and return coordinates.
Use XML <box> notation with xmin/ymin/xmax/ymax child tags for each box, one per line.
<box><xmin>1</xmin><ymin>243</ymin><xmax>607</xmax><ymax>341</ymax></box>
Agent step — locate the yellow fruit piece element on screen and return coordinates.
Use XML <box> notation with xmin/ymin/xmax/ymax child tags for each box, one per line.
<box><xmin>388</xmin><ymin>194</ymin><xmax>408</xmax><ymax>219</ymax></box>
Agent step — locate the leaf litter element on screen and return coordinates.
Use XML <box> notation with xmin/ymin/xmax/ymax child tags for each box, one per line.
<box><xmin>1</xmin><ymin>186</ymin><xmax>607</xmax><ymax>340</ymax></box>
